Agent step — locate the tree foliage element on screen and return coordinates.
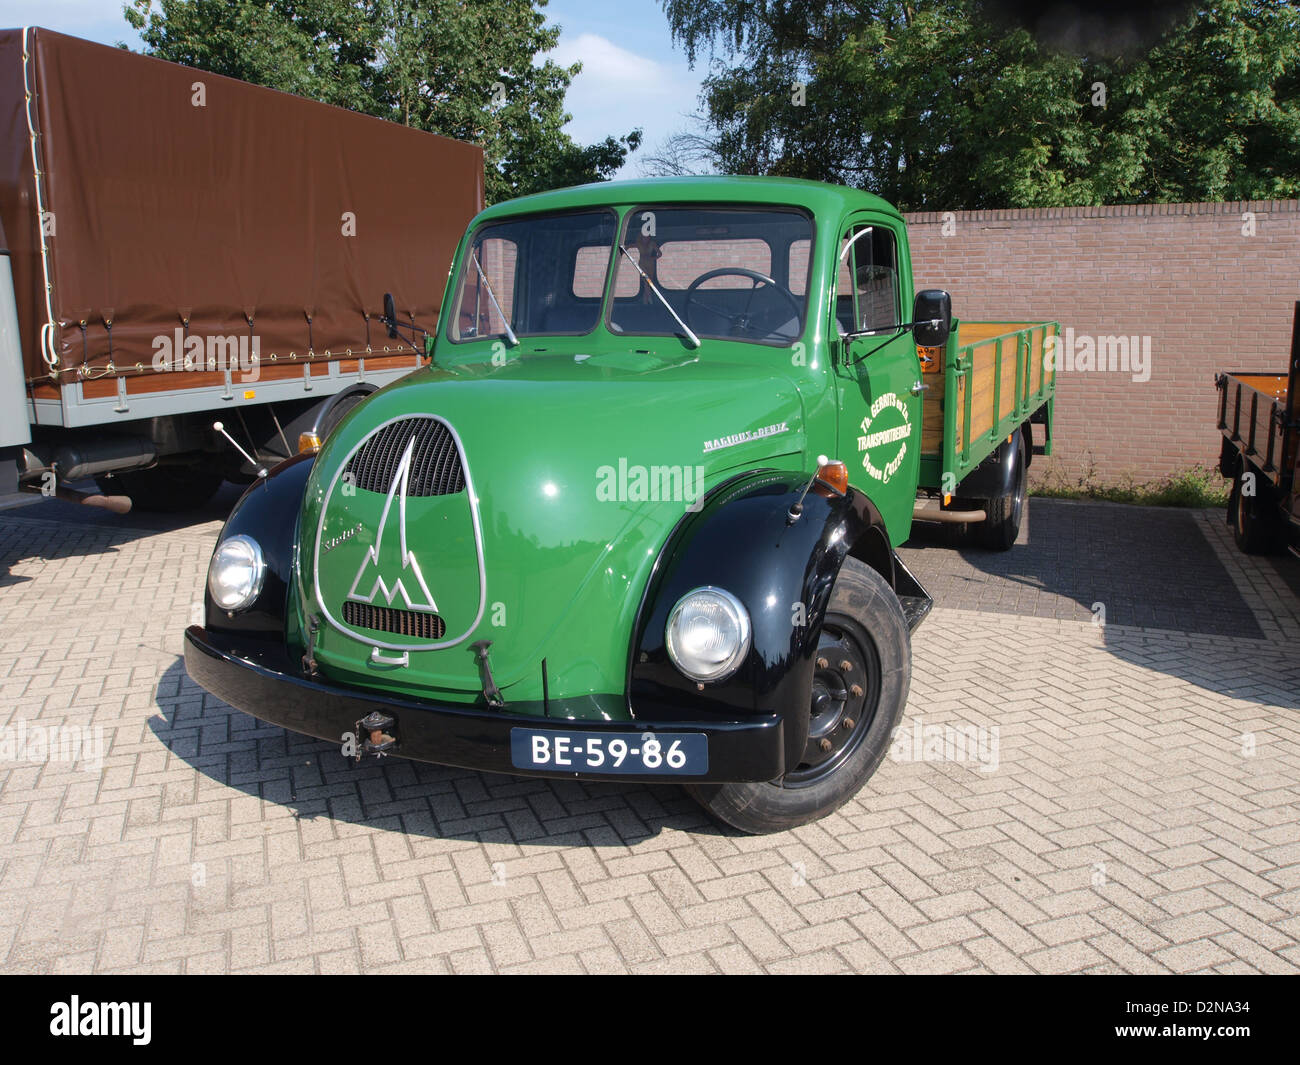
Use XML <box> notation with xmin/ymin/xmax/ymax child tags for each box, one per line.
<box><xmin>124</xmin><ymin>0</ymin><xmax>640</xmax><ymax>203</ymax></box>
<box><xmin>660</xmin><ymin>0</ymin><xmax>1300</xmax><ymax>209</ymax></box>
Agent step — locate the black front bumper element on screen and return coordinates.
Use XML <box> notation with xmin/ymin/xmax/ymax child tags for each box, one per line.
<box><xmin>183</xmin><ymin>627</ymin><xmax>786</xmax><ymax>783</ymax></box>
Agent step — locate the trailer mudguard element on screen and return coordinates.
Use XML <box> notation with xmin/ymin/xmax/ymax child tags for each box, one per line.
<box><xmin>204</xmin><ymin>452</ymin><xmax>315</xmax><ymax>639</ymax></box>
<box><xmin>957</xmin><ymin>427</ymin><xmax>1024</xmax><ymax>499</ymax></box>
<box><xmin>629</xmin><ymin>468</ymin><xmax>894</xmax><ymax>771</ymax></box>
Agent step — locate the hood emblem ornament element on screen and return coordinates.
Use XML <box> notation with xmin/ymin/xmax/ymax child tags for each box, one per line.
<box><xmin>347</xmin><ymin>435</ymin><xmax>439</xmax><ymax>614</ymax></box>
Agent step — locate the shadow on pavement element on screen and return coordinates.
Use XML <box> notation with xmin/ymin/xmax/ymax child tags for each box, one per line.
<box><xmin>11</xmin><ymin>479</ymin><xmax>245</xmax><ymax>533</ymax></box>
<box><xmin>902</xmin><ymin>497</ymin><xmax>1300</xmax><ymax>710</ymax></box>
<box><xmin>0</xmin><ymin>481</ymin><xmax>243</xmax><ymax>586</ymax></box>
<box><xmin>901</xmin><ymin>498</ymin><xmax>1261</xmax><ymax>636</ymax></box>
<box><xmin>150</xmin><ymin>657</ymin><xmax>727</xmax><ymax>845</ymax></box>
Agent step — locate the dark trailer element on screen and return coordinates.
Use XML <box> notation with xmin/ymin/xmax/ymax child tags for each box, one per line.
<box><xmin>1216</xmin><ymin>301</ymin><xmax>1300</xmax><ymax>556</ymax></box>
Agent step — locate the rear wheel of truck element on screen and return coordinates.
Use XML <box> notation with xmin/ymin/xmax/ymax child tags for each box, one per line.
<box><xmin>1231</xmin><ymin>469</ymin><xmax>1281</xmax><ymax>555</ymax></box>
<box><xmin>95</xmin><ymin>464</ymin><xmax>224</xmax><ymax>513</ymax></box>
<box><xmin>972</xmin><ymin>430</ymin><xmax>1027</xmax><ymax>552</ymax></box>
<box><xmin>684</xmin><ymin>558</ymin><xmax>911</xmax><ymax>834</ymax></box>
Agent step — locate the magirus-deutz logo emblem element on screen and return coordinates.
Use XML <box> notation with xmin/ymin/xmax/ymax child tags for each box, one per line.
<box><xmin>313</xmin><ymin>414</ymin><xmax>488</xmax><ymax>655</ymax></box>
<box><xmin>347</xmin><ymin>436</ymin><xmax>439</xmax><ymax>612</ymax></box>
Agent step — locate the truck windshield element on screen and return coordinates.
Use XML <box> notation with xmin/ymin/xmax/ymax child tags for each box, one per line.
<box><xmin>445</xmin><ymin>204</ymin><xmax>814</xmax><ymax>347</ymax></box>
<box><xmin>608</xmin><ymin>206</ymin><xmax>814</xmax><ymax>346</ymax></box>
<box><xmin>447</xmin><ymin>209</ymin><xmax>618</xmax><ymax>342</ymax></box>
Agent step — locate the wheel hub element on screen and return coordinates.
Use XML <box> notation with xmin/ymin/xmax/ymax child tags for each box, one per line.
<box><xmin>789</xmin><ymin>625</ymin><xmax>877</xmax><ymax>783</ymax></box>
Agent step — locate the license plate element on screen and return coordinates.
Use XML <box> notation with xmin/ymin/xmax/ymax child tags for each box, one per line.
<box><xmin>509</xmin><ymin>729</ymin><xmax>708</xmax><ymax>775</ymax></box>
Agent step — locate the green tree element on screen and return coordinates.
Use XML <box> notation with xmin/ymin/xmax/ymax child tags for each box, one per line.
<box><xmin>124</xmin><ymin>0</ymin><xmax>640</xmax><ymax>202</ymax></box>
<box><xmin>660</xmin><ymin>0</ymin><xmax>1300</xmax><ymax>209</ymax></box>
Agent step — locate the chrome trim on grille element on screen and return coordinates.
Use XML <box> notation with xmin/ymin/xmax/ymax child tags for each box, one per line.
<box><xmin>313</xmin><ymin>413</ymin><xmax>488</xmax><ymax>654</ymax></box>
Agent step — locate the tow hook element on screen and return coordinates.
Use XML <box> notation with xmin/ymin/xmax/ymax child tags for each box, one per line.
<box><xmin>471</xmin><ymin>640</ymin><xmax>506</xmax><ymax>708</ymax></box>
<box><xmin>356</xmin><ymin>710</ymin><xmax>398</xmax><ymax>760</ymax></box>
<box><xmin>302</xmin><ymin>614</ymin><xmax>321</xmax><ymax>677</ymax></box>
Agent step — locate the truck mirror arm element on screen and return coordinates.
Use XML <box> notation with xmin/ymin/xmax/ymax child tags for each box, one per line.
<box><xmin>380</xmin><ymin>292</ymin><xmax>437</xmax><ymax>363</ymax></box>
<box><xmin>847</xmin><ymin>319</ymin><xmax>941</xmax><ymax>365</ymax></box>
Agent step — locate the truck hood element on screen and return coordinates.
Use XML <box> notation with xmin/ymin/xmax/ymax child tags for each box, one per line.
<box><xmin>296</xmin><ymin>351</ymin><xmax>808</xmax><ymax>703</ymax></box>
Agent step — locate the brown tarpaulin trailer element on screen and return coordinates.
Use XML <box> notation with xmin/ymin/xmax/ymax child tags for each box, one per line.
<box><xmin>0</xmin><ymin>26</ymin><xmax>483</xmax><ymax>418</ymax></box>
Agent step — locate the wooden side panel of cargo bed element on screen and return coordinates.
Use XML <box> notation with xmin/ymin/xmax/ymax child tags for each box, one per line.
<box><xmin>1028</xmin><ymin>328</ymin><xmax>1044</xmax><ymax>395</ymax></box>
<box><xmin>963</xmin><ymin>336</ymin><xmax>1020</xmax><ymax>442</ymax></box>
<box><xmin>919</xmin><ymin>344</ymin><xmax>945</xmax><ymax>455</ymax></box>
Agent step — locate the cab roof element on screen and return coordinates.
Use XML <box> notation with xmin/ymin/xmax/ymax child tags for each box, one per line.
<box><xmin>473</xmin><ymin>175</ymin><xmax>902</xmax><ymax>226</ymax></box>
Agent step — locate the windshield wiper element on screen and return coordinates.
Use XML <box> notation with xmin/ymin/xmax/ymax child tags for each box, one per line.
<box><xmin>618</xmin><ymin>245</ymin><xmax>700</xmax><ymax>349</ymax></box>
<box><xmin>470</xmin><ymin>250</ymin><xmax>519</xmax><ymax>347</ymax></box>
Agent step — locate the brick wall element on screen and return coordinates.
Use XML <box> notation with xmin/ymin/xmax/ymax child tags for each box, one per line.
<box><xmin>904</xmin><ymin>201</ymin><xmax>1300</xmax><ymax>483</ymax></box>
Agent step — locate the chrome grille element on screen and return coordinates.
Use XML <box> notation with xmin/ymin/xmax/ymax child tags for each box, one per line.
<box><xmin>343</xmin><ymin>601</ymin><xmax>447</xmax><ymax>639</ymax></box>
<box><xmin>344</xmin><ymin>417</ymin><xmax>465</xmax><ymax>496</ymax></box>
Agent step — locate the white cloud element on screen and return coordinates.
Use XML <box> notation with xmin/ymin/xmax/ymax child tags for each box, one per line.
<box><xmin>545</xmin><ymin>32</ymin><xmax>705</xmax><ymax>178</ymax></box>
<box><xmin>2</xmin><ymin>0</ymin><xmax>142</xmax><ymax>46</ymax></box>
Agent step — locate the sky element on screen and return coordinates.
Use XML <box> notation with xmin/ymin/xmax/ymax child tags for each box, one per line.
<box><xmin>0</xmin><ymin>0</ymin><xmax>708</xmax><ymax>177</ymax></box>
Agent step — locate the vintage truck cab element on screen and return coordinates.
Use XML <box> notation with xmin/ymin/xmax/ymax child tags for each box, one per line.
<box><xmin>184</xmin><ymin>177</ymin><xmax>1055</xmax><ymax>833</ymax></box>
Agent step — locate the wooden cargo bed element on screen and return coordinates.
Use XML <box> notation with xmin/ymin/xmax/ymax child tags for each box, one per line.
<box><xmin>917</xmin><ymin>319</ymin><xmax>1058</xmax><ymax>491</ymax></box>
<box><xmin>1217</xmin><ymin>372</ymin><xmax>1291</xmax><ymax>489</ymax></box>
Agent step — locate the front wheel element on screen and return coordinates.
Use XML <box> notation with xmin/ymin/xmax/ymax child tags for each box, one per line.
<box><xmin>684</xmin><ymin>558</ymin><xmax>911</xmax><ymax>834</ymax></box>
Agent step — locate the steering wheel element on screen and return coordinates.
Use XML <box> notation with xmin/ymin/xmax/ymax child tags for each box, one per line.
<box><xmin>684</xmin><ymin>267</ymin><xmax>802</xmax><ymax>341</ymax></box>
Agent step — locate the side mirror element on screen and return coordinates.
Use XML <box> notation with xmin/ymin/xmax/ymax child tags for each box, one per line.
<box><xmin>912</xmin><ymin>290</ymin><xmax>951</xmax><ymax>348</ymax></box>
<box><xmin>382</xmin><ymin>292</ymin><xmax>399</xmax><ymax>339</ymax></box>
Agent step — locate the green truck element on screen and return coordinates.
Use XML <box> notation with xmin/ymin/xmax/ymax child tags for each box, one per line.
<box><xmin>185</xmin><ymin>177</ymin><xmax>1057</xmax><ymax>833</ymax></box>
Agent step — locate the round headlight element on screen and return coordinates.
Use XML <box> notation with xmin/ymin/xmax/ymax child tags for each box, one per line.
<box><xmin>665</xmin><ymin>586</ymin><xmax>751</xmax><ymax>683</ymax></box>
<box><xmin>207</xmin><ymin>534</ymin><xmax>266</xmax><ymax>613</ymax></box>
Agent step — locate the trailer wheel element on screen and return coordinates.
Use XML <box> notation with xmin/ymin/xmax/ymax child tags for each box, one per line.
<box><xmin>973</xmin><ymin>430</ymin><xmax>1026</xmax><ymax>551</ymax></box>
<box><xmin>96</xmin><ymin>464</ymin><xmax>224</xmax><ymax>512</ymax></box>
<box><xmin>684</xmin><ymin>559</ymin><xmax>910</xmax><ymax>834</ymax></box>
<box><xmin>1231</xmin><ymin>469</ymin><xmax>1281</xmax><ymax>555</ymax></box>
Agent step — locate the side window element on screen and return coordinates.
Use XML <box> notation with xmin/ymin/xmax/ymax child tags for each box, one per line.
<box><xmin>453</xmin><ymin>236</ymin><xmax>516</xmax><ymax>339</ymax></box>
<box><xmin>575</xmin><ymin>243</ymin><xmax>638</xmax><ymax>299</ymax></box>
<box><xmin>836</xmin><ymin>224</ymin><xmax>900</xmax><ymax>335</ymax></box>
<box><xmin>656</xmin><ymin>238</ymin><xmax>772</xmax><ymax>288</ymax></box>
<box><xmin>572</xmin><ymin>246</ymin><xmax>609</xmax><ymax>298</ymax></box>
<box><xmin>608</xmin><ymin>245</ymin><xmax>647</xmax><ymax>298</ymax></box>
<box><xmin>788</xmin><ymin>238</ymin><xmax>811</xmax><ymax>297</ymax></box>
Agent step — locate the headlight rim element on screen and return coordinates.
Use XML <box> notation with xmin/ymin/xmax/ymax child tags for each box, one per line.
<box><xmin>207</xmin><ymin>533</ymin><xmax>267</xmax><ymax>614</ymax></box>
<box><xmin>664</xmin><ymin>584</ymin><xmax>752</xmax><ymax>684</ymax></box>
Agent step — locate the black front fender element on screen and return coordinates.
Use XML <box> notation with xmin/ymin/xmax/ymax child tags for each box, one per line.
<box><xmin>204</xmin><ymin>453</ymin><xmax>315</xmax><ymax>639</ymax></box>
<box><xmin>629</xmin><ymin>469</ymin><xmax>892</xmax><ymax>770</ymax></box>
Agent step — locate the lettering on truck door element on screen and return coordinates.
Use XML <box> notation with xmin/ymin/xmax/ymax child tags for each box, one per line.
<box><xmin>832</xmin><ymin>219</ymin><xmax>922</xmax><ymax>543</ymax></box>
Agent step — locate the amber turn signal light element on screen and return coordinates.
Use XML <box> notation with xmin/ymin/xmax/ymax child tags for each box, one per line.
<box><xmin>298</xmin><ymin>431</ymin><xmax>323</xmax><ymax>454</ymax></box>
<box><xmin>814</xmin><ymin>459</ymin><xmax>849</xmax><ymax>496</ymax></box>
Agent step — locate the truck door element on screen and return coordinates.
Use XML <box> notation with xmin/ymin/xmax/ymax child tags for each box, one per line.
<box><xmin>832</xmin><ymin>218</ymin><xmax>923</xmax><ymax>545</ymax></box>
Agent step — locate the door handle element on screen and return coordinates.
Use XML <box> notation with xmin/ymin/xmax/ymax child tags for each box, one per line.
<box><xmin>911</xmin><ymin>381</ymin><xmax>929</xmax><ymax>394</ymax></box>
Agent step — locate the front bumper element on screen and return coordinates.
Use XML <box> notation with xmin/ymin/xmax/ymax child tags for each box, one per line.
<box><xmin>183</xmin><ymin>626</ymin><xmax>786</xmax><ymax>783</ymax></box>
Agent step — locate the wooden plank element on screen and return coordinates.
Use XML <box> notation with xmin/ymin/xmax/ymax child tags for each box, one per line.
<box><xmin>1230</xmin><ymin>374</ymin><xmax>1288</xmax><ymax>399</ymax></box>
<box><xmin>1028</xmin><ymin>328</ymin><xmax>1044</xmax><ymax>394</ymax></box>
<box><xmin>957</xmin><ymin>321</ymin><xmax>1033</xmax><ymax>346</ymax></box>
<box><xmin>921</xmin><ymin>377</ymin><xmax>945</xmax><ymax>455</ymax></box>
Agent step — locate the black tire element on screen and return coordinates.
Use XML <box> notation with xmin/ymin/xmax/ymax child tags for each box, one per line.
<box><xmin>316</xmin><ymin>385</ymin><xmax>374</xmax><ymax>440</ymax></box>
<box><xmin>1231</xmin><ymin>468</ymin><xmax>1281</xmax><ymax>555</ymax></box>
<box><xmin>973</xmin><ymin>431</ymin><xmax>1026</xmax><ymax>551</ymax></box>
<box><xmin>684</xmin><ymin>558</ymin><xmax>911</xmax><ymax>834</ymax></box>
<box><xmin>95</xmin><ymin>464</ymin><xmax>224</xmax><ymax>512</ymax></box>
